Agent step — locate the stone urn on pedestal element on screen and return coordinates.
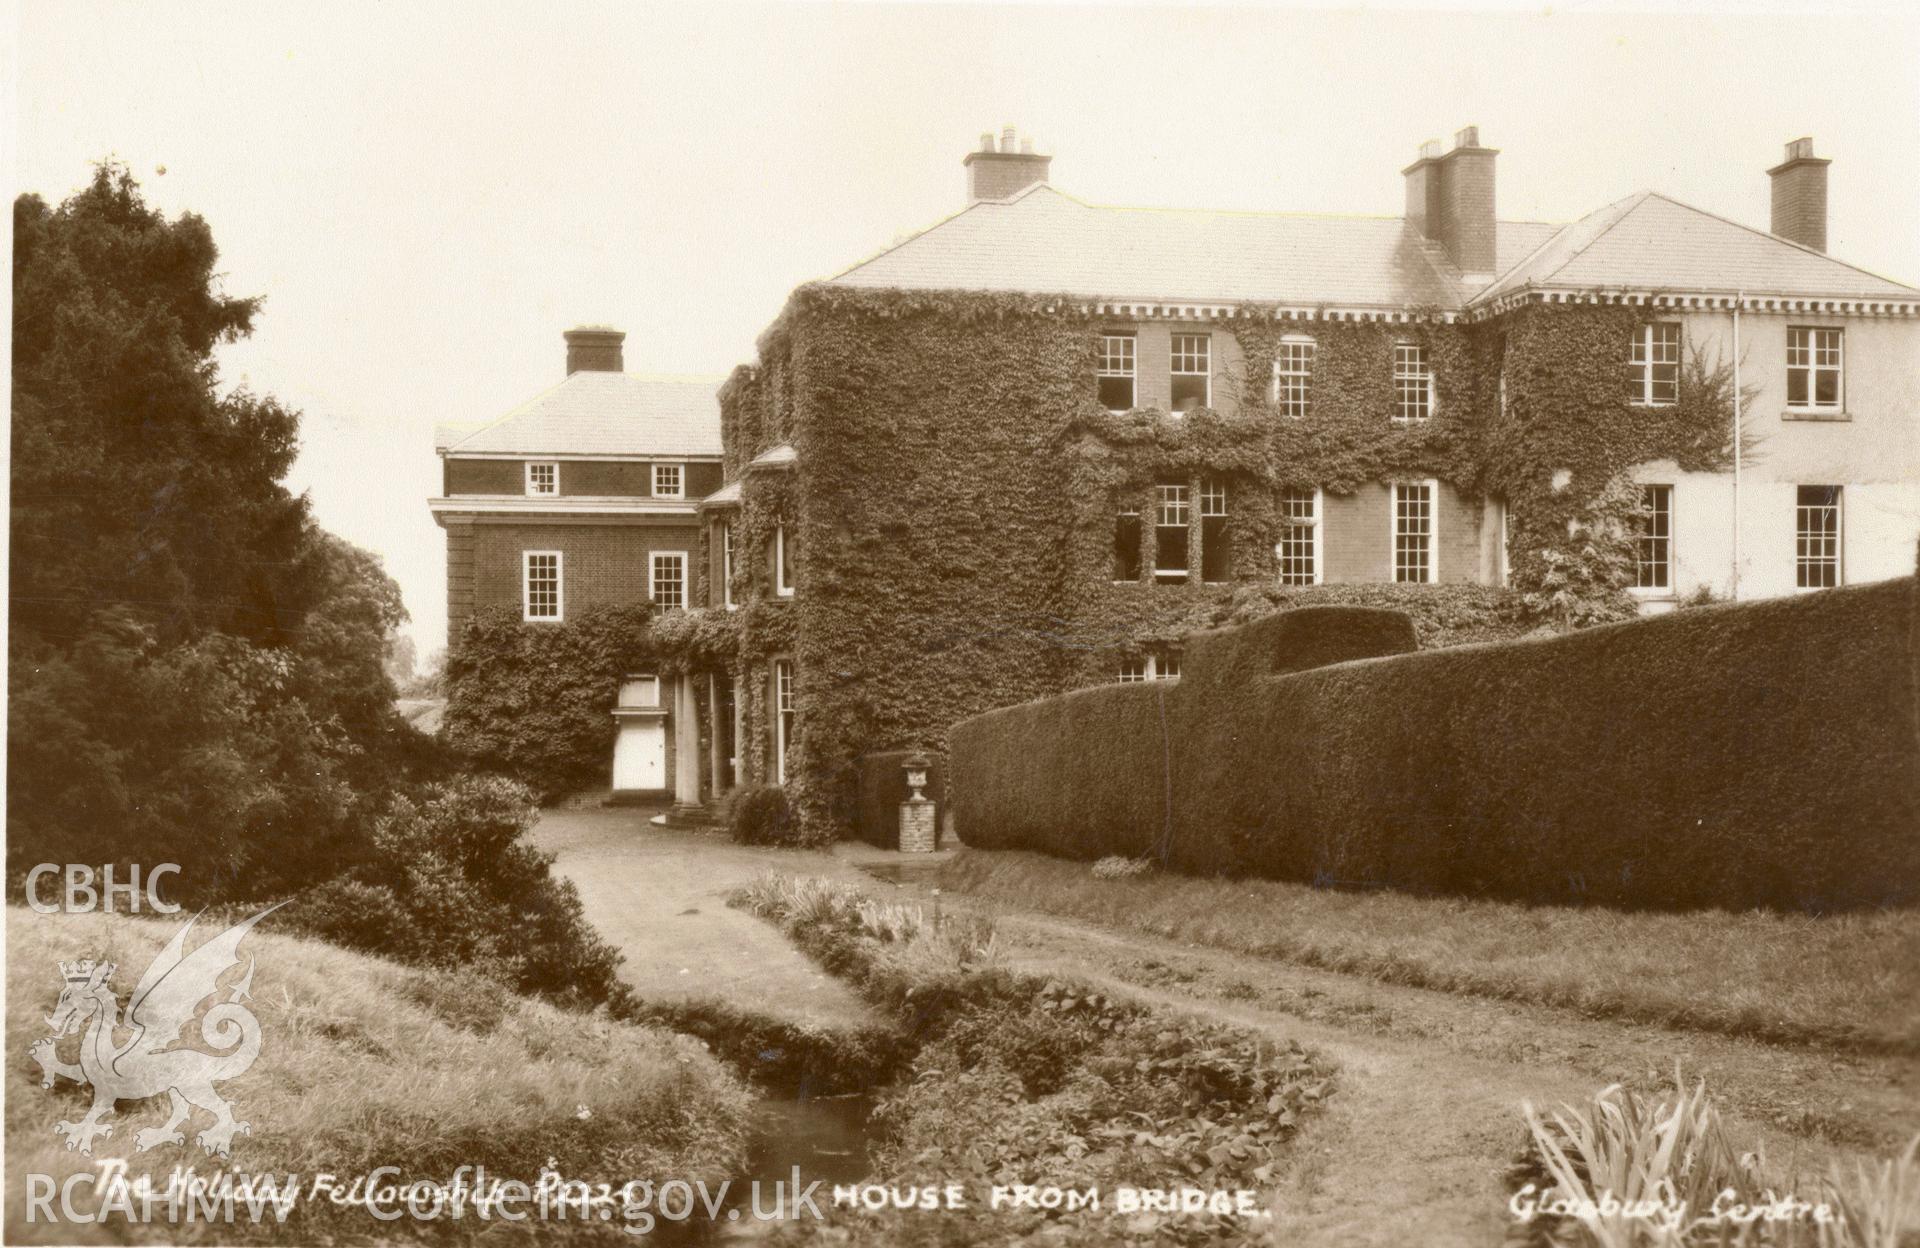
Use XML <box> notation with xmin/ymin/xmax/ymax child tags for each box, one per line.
<box><xmin>898</xmin><ymin>752</ymin><xmax>936</xmax><ymax>853</ymax></box>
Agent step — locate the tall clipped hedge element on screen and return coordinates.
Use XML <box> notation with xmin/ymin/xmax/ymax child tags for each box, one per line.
<box><xmin>951</xmin><ymin>581</ymin><xmax>1920</xmax><ymax>912</ymax></box>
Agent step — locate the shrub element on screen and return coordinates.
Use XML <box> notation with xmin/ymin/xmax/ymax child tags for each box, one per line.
<box><xmin>725</xmin><ymin>784</ymin><xmax>807</xmax><ymax>846</ymax></box>
<box><xmin>290</xmin><ymin>775</ymin><xmax>627</xmax><ymax>1007</ymax></box>
<box><xmin>952</xmin><ymin>583</ymin><xmax>1920</xmax><ymax>912</ymax></box>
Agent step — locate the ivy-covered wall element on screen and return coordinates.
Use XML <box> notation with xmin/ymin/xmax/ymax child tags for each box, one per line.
<box><xmin>705</xmin><ymin>287</ymin><xmax>1739</xmax><ymax>838</ymax></box>
<box><xmin>444</xmin><ymin>289</ymin><xmax>1736</xmax><ymax>827</ymax></box>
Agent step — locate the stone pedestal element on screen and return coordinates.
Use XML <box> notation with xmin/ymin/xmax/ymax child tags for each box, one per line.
<box><xmin>899</xmin><ymin>797</ymin><xmax>937</xmax><ymax>853</ymax></box>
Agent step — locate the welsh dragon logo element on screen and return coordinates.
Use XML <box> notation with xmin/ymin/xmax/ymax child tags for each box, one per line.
<box><xmin>29</xmin><ymin>903</ymin><xmax>282</xmax><ymax>1158</ymax></box>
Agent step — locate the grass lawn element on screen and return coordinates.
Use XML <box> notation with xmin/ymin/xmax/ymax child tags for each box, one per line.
<box><xmin>941</xmin><ymin>850</ymin><xmax>1920</xmax><ymax>1055</ymax></box>
<box><xmin>5</xmin><ymin>905</ymin><xmax>752</xmax><ymax>1244</ymax></box>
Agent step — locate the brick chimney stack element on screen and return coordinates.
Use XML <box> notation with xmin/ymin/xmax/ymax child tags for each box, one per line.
<box><xmin>1768</xmin><ymin>137</ymin><xmax>1830</xmax><ymax>252</ymax></box>
<box><xmin>564</xmin><ymin>326</ymin><xmax>625</xmax><ymax>375</ymax></box>
<box><xmin>964</xmin><ymin>125</ymin><xmax>1052</xmax><ymax>203</ymax></box>
<box><xmin>1402</xmin><ymin>126</ymin><xmax>1499</xmax><ymax>276</ymax></box>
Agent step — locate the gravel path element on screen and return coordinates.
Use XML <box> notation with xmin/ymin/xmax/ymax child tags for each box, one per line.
<box><xmin>533</xmin><ymin>804</ymin><xmax>879</xmax><ymax>1030</ymax></box>
<box><xmin>848</xmin><ymin>871</ymin><xmax>1914</xmax><ymax>1246</ymax></box>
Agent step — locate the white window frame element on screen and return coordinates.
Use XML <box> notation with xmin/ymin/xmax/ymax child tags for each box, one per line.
<box><xmin>1170</xmin><ymin>333</ymin><xmax>1211</xmax><ymax>413</ymax></box>
<box><xmin>1629</xmin><ymin>323</ymin><xmax>1681</xmax><ymax>407</ymax></box>
<box><xmin>775</xmin><ymin>524</ymin><xmax>795</xmax><ymax>598</ymax></box>
<box><xmin>1786</xmin><ymin>327</ymin><xmax>1844</xmax><ymax>412</ymax></box>
<box><xmin>653</xmin><ymin>463</ymin><xmax>685</xmax><ymax>499</ymax></box>
<box><xmin>1269</xmin><ymin>336</ymin><xmax>1315</xmax><ymax>418</ymax></box>
<box><xmin>650</xmin><ymin>550</ymin><xmax>688</xmax><ymax>611</ymax></box>
<box><xmin>721</xmin><ymin>520</ymin><xmax>736</xmax><ymax>610</ymax></box>
<box><xmin>525</xmin><ymin>461</ymin><xmax>559</xmax><ymax>497</ymax></box>
<box><xmin>773</xmin><ymin>658</ymin><xmax>795</xmax><ymax>784</ymax></box>
<box><xmin>1097</xmin><ymin>334</ymin><xmax>1137</xmax><ymax>412</ymax></box>
<box><xmin>1117</xmin><ymin>653</ymin><xmax>1181</xmax><ymax>683</ymax></box>
<box><xmin>1392</xmin><ymin>343</ymin><xmax>1435</xmax><ymax>423</ymax></box>
<box><xmin>1497</xmin><ymin>498</ymin><xmax>1510</xmax><ymax>588</ymax></box>
<box><xmin>1278</xmin><ymin>487</ymin><xmax>1323</xmax><ymax>586</ymax></box>
<box><xmin>1794</xmin><ymin>485</ymin><xmax>1843</xmax><ymax>590</ymax></box>
<box><xmin>1632</xmin><ymin>484</ymin><xmax>1674</xmax><ymax>595</ymax></box>
<box><xmin>522</xmin><ymin>550</ymin><xmax>563</xmax><ymax>621</ymax></box>
<box><xmin>1153</xmin><ymin>483</ymin><xmax>1191</xmax><ymax>579</ymax></box>
<box><xmin>1390</xmin><ymin>480</ymin><xmax>1439</xmax><ymax>584</ymax></box>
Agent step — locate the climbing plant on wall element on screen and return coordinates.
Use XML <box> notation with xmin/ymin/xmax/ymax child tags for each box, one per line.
<box><xmin>713</xmin><ymin>286</ymin><xmax>1740</xmax><ymax>838</ymax></box>
<box><xmin>1486</xmin><ymin>302</ymin><xmax>1746</xmax><ymax>626</ymax></box>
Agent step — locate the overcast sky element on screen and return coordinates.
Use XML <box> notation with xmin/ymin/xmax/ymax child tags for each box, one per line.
<box><xmin>14</xmin><ymin>2</ymin><xmax>1920</xmax><ymax>655</ymax></box>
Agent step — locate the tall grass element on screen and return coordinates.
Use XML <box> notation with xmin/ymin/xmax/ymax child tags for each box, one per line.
<box><xmin>5</xmin><ymin>906</ymin><xmax>752</xmax><ymax>1243</ymax></box>
<box><xmin>731</xmin><ymin>873</ymin><xmax>1000</xmax><ymax>972</ymax></box>
<box><xmin>943</xmin><ymin>850</ymin><xmax>1920</xmax><ymax>1054</ymax></box>
<box><xmin>1520</xmin><ymin>1074</ymin><xmax>1920</xmax><ymax>1246</ymax></box>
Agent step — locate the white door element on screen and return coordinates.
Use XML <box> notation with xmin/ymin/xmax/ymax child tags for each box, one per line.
<box><xmin>613</xmin><ymin>720</ymin><xmax>666</xmax><ymax>790</ymax></box>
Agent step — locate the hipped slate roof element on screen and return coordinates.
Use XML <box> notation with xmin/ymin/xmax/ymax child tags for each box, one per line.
<box><xmin>436</xmin><ymin>372</ymin><xmax>725</xmax><ymax>457</ymax></box>
<box><xmin>827</xmin><ymin>184</ymin><xmax>1558</xmax><ymax>311</ymax></box>
<box><xmin>1474</xmin><ymin>191</ymin><xmax>1918</xmax><ymax>304</ymax></box>
<box><xmin>826</xmin><ymin>183</ymin><xmax>1915</xmax><ymax>312</ymax></box>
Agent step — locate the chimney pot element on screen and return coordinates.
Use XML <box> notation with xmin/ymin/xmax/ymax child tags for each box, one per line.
<box><xmin>963</xmin><ymin>125</ymin><xmax>1052</xmax><ymax>203</ymax></box>
<box><xmin>563</xmin><ymin>326</ymin><xmax>625</xmax><ymax>375</ymax></box>
<box><xmin>1454</xmin><ymin>125</ymin><xmax>1480</xmax><ymax>149</ymax></box>
<box><xmin>1767</xmin><ymin>135</ymin><xmax>1831</xmax><ymax>252</ymax></box>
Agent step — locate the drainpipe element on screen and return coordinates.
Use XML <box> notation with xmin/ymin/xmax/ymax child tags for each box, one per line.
<box><xmin>1731</xmin><ymin>292</ymin><xmax>1743</xmax><ymax>601</ymax></box>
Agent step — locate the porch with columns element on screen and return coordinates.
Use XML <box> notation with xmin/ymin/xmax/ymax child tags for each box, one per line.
<box><xmin>666</xmin><ymin>669</ymin><xmax>740</xmax><ymax>820</ymax></box>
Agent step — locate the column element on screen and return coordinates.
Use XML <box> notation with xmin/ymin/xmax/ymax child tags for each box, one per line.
<box><xmin>673</xmin><ymin>674</ymin><xmax>702</xmax><ymax>810</ymax></box>
<box><xmin>707</xmin><ymin>672</ymin><xmax>726</xmax><ymax>797</ymax></box>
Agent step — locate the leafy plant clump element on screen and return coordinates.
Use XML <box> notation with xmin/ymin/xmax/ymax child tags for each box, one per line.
<box><xmin>724</xmin><ymin>784</ymin><xmax>821</xmax><ymax>847</ymax></box>
<box><xmin>1514</xmin><ymin>1073</ymin><xmax>1920</xmax><ymax>1247</ymax></box>
<box><xmin>733</xmin><ymin>873</ymin><xmax>1335</xmax><ymax>1244</ymax></box>
<box><xmin>1093</xmin><ymin>855</ymin><xmax>1157</xmax><ymax>881</ymax></box>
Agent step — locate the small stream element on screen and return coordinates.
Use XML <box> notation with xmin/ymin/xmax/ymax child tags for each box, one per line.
<box><xmin>742</xmin><ymin>1090</ymin><xmax>875</xmax><ymax>1185</ymax></box>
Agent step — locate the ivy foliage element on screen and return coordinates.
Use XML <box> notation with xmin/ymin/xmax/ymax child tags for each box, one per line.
<box><xmin>443</xmin><ymin>606</ymin><xmax>655</xmax><ymax>800</ymax></box>
<box><xmin>1487</xmin><ymin>303</ymin><xmax>1747</xmax><ymax>626</ymax></box>
<box><xmin>712</xmin><ymin>285</ymin><xmax>1741</xmax><ymax>839</ymax></box>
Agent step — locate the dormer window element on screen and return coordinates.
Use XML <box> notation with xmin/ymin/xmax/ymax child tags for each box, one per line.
<box><xmin>1097</xmin><ymin>335</ymin><xmax>1136</xmax><ymax>411</ymax></box>
<box><xmin>653</xmin><ymin>463</ymin><xmax>684</xmax><ymax>499</ymax></box>
<box><xmin>526</xmin><ymin>462</ymin><xmax>558</xmax><ymax>496</ymax></box>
